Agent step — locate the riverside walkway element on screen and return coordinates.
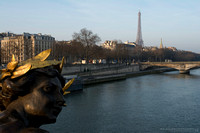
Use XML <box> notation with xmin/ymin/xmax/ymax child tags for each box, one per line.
<box><xmin>63</xmin><ymin>64</ymin><xmax>174</xmax><ymax>86</ymax></box>
<box><xmin>80</xmin><ymin>68</ymin><xmax>174</xmax><ymax>85</ymax></box>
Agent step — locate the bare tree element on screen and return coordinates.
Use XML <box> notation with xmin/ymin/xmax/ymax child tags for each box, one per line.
<box><xmin>72</xmin><ymin>28</ymin><xmax>101</xmax><ymax>63</ymax></box>
<box><xmin>132</xmin><ymin>45</ymin><xmax>143</xmax><ymax>62</ymax></box>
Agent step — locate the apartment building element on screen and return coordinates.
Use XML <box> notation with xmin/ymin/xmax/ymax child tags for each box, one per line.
<box><xmin>0</xmin><ymin>32</ymin><xmax>55</xmax><ymax>63</ymax></box>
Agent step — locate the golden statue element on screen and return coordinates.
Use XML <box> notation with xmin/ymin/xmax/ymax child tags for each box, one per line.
<box><xmin>0</xmin><ymin>49</ymin><xmax>74</xmax><ymax>133</ymax></box>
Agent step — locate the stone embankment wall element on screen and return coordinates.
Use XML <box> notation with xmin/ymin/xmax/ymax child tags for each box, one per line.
<box><xmin>62</xmin><ymin>64</ymin><xmax>140</xmax><ymax>76</ymax></box>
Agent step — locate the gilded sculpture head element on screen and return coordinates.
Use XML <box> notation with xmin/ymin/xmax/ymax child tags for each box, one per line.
<box><xmin>0</xmin><ymin>49</ymin><xmax>74</xmax><ymax>126</ymax></box>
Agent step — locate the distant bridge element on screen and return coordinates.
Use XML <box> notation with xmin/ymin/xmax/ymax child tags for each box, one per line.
<box><xmin>141</xmin><ymin>62</ymin><xmax>200</xmax><ymax>74</ymax></box>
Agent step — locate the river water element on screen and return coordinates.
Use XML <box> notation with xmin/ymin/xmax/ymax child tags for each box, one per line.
<box><xmin>43</xmin><ymin>70</ymin><xmax>200</xmax><ymax>133</ymax></box>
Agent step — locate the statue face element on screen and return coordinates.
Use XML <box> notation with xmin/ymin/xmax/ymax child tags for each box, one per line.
<box><xmin>15</xmin><ymin>76</ymin><xmax>65</xmax><ymax>124</ymax></box>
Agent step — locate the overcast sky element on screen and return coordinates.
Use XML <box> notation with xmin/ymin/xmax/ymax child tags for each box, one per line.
<box><xmin>0</xmin><ymin>0</ymin><xmax>200</xmax><ymax>53</ymax></box>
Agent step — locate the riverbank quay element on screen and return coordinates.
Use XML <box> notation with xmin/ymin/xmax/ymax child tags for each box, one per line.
<box><xmin>81</xmin><ymin>68</ymin><xmax>176</xmax><ymax>85</ymax></box>
<box><xmin>62</xmin><ymin>63</ymin><xmax>139</xmax><ymax>86</ymax></box>
<box><xmin>62</xmin><ymin>64</ymin><xmax>176</xmax><ymax>86</ymax></box>
<box><xmin>62</xmin><ymin>63</ymin><xmax>139</xmax><ymax>75</ymax></box>
<box><xmin>126</xmin><ymin>68</ymin><xmax>176</xmax><ymax>78</ymax></box>
<box><xmin>81</xmin><ymin>74</ymin><xmax>127</xmax><ymax>85</ymax></box>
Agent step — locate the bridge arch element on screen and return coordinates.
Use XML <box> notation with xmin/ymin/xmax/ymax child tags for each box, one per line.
<box><xmin>141</xmin><ymin>62</ymin><xmax>200</xmax><ymax>74</ymax></box>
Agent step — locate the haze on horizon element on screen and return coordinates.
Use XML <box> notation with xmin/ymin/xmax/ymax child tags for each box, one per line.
<box><xmin>0</xmin><ymin>0</ymin><xmax>200</xmax><ymax>53</ymax></box>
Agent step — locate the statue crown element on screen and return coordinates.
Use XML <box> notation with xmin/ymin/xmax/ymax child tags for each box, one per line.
<box><xmin>0</xmin><ymin>49</ymin><xmax>73</xmax><ymax>95</ymax></box>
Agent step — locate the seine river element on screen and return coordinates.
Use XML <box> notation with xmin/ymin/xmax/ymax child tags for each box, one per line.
<box><xmin>43</xmin><ymin>70</ymin><xmax>200</xmax><ymax>133</ymax></box>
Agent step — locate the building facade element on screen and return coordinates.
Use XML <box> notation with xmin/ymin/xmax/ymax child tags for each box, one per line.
<box><xmin>1</xmin><ymin>32</ymin><xmax>55</xmax><ymax>63</ymax></box>
<box><xmin>102</xmin><ymin>40</ymin><xmax>135</xmax><ymax>51</ymax></box>
<box><xmin>102</xmin><ymin>40</ymin><xmax>118</xmax><ymax>50</ymax></box>
<box><xmin>0</xmin><ymin>32</ymin><xmax>16</xmax><ymax>64</ymax></box>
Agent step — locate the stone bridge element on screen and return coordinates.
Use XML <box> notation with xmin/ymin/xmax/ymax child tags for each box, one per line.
<box><xmin>141</xmin><ymin>62</ymin><xmax>200</xmax><ymax>74</ymax></box>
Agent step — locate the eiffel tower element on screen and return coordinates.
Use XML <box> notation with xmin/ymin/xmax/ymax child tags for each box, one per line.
<box><xmin>135</xmin><ymin>11</ymin><xmax>144</xmax><ymax>46</ymax></box>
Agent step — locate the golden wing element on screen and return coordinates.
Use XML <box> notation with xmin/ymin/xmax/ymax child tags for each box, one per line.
<box><xmin>62</xmin><ymin>78</ymin><xmax>75</xmax><ymax>94</ymax></box>
<box><xmin>11</xmin><ymin>64</ymin><xmax>32</xmax><ymax>79</ymax></box>
<box><xmin>7</xmin><ymin>55</ymin><xmax>18</xmax><ymax>71</ymax></box>
<box><xmin>0</xmin><ymin>72</ymin><xmax>11</xmax><ymax>80</ymax></box>
<box><xmin>19</xmin><ymin>49</ymin><xmax>52</xmax><ymax>65</ymax></box>
<box><xmin>30</xmin><ymin>60</ymin><xmax>61</xmax><ymax>70</ymax></box>
<box><xmin>59</xmin><ymin>57</ymin><xmax>64</xmax><ymax>73</ymax></box>
<box><xmin>33</xmin><ymin>49</ymin><xmax>52</xmax><ymax>61</ymax></box>
<box><xmin>0</xmin><ymin>69</ymin><xmax>7</xmax><ymax>74</ymax></box>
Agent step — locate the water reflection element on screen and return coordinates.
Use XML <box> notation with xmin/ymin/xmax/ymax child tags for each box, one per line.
<box><xmin>161</xmin><ymin>70</ymin><xmax>200</xmax><ymax>79</ymax></box>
